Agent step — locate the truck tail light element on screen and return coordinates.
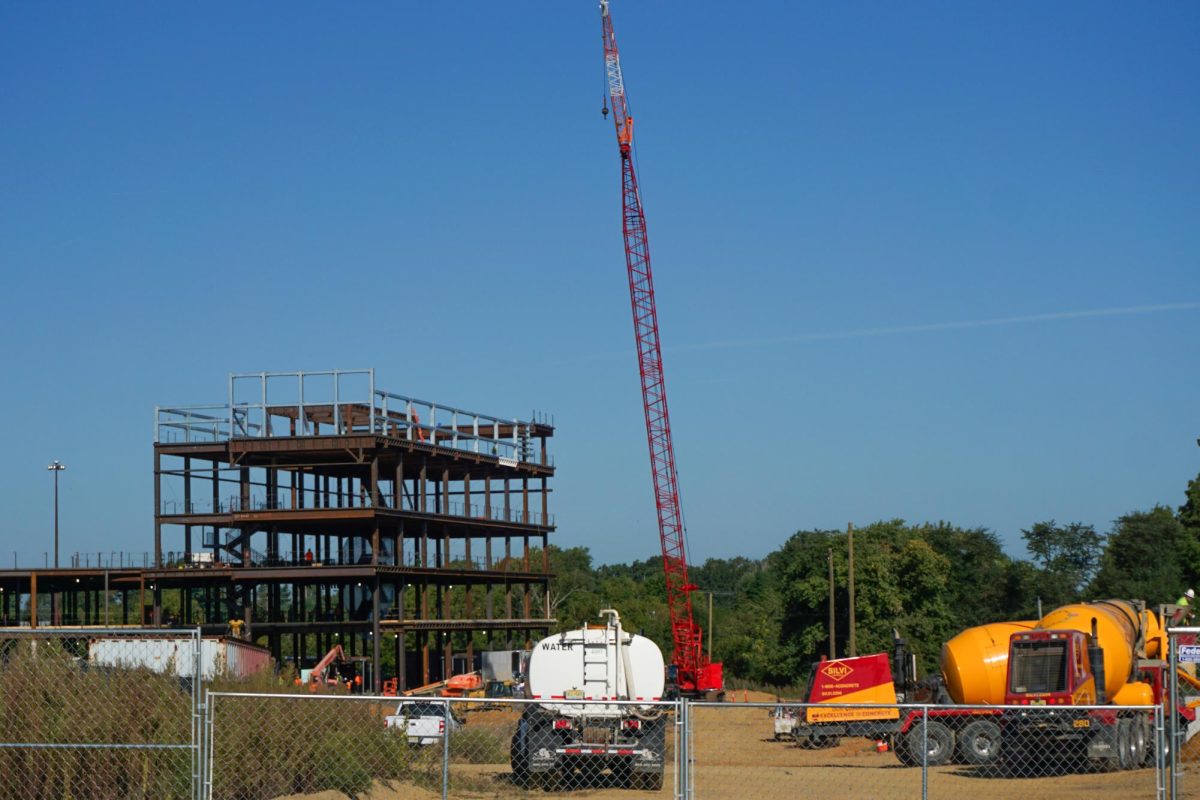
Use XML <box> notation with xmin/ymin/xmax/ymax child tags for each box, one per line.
<box><xmin>438</xmin><ymin>721</ymin><xmax>445</xmax><ymax>733</ymax></box>
<box><xmin>553</xmin><ymin>718</ymin><xmax>573</xmax><ymax>730</ymax></box>
<box><xmin>622</xmin><ymin>719</ymin><xmax>642</xmax><ymax>730</ymax></box>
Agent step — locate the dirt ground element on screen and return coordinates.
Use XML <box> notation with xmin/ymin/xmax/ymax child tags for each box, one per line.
<box><xmin>278</xmin><ymin>690</ymin><xmax>1185</xmax><ymax>800</ymax></box>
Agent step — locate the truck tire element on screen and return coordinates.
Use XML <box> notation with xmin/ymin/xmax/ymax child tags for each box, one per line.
<box><xmin>1135</xmin><ymin>720</ymin><xmax>1152</xmax><ymax>768</ymax></box>
<box><xmin>1117</xmin><ymin>719</ymin><xmax>1134</xmax><ymax>771</ymax></box>
<box><xmin>510</xmin><ymin>730</ymin><xmax>530</xmax><ymax>787</ymax></box>
<box><xmin>957</xmin><ymin>719</ymin><xmax>1002</xmax><ymax>766</ymax></box>
<box><xmin>893</xmin><ymin>737</ymin><xmax>917</xmax><ymax>766</ymax></box>
<box><xmin>905</xmin><ymin>721</ymin><xmax>954</xmax><ymax>766</ymax></box>
<box><xmin>632</xmin><ymin>770</ymin><xmax>664</xmax><ymax>791</ymax></box>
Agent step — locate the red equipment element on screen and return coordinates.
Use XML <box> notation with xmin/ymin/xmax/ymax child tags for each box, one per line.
<box><xmin>307</xmin><ymin>645</ymin><xmax>347</xmax><ymax>689</ymax></box>
<box><xmin>599</xmin><ymin>0</ymin><xmax>722</xmax><ymax>697</ymax></box>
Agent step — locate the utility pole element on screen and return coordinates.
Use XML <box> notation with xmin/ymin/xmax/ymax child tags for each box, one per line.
<box><xmin>828</xmin><ymin>547</ymin><xmax>837</xmax><ymax>659</ymax></box>
<box><xmin>848</xmin><ymin>522</ymin><xmax>857</xmax><ymax>657</ymax></box>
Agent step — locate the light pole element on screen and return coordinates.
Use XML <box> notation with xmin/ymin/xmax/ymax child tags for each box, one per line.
<box><xmin>48</xmin><ymin>460</ymin><xmax>66</xmax><ymax>568</ymax></box>
<box><xmin>48</xmin><ymin>460</ymin><xmax>65</xmax><ymax>626</ymax></box>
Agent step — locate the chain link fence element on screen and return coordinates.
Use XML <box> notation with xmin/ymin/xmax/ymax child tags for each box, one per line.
<box><xmin>205</xmin><ymin>694</ymin><xmax>677</xmax><ymax>798</ymax></box>
<box><xmin>0</xmin><ymin>637</ymin><xmax>1186</xmax><ymax>800</ymax></box>
<box><xmin>691</xmin><ymin>701</ymin><xmax>1164</xmax><ymax>800</ymax></box>
<box><xmin>0</xmin><ymin>628</ymin><xmax>202</xmax><ymax>800</ymax></box>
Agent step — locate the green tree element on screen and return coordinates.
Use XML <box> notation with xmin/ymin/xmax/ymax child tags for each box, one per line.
<box><xmin>1091</xmin><ymin>507</ymin><xmax>1200</xmax><ymax>603</ymax></box>
<box><xmin>1021</xmin><ymin>520</ymin><xmax>1104</xmax><ymax>607</ymax></box>
<box><xmin>1179</xmin><ymin>472</ymin><xmax>1200</xmax><ymax>533</ymax></box>
<box><xmin>922</xmin><ymin>523</ymin><xmax>1018</xmax><ymax>631</ymax></box>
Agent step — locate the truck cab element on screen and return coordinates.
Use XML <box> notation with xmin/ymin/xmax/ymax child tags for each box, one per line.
<box><xmin>1004</xmin><ymin>630</ymin><xmax>1097</xmax><ymax>706</ymax></box>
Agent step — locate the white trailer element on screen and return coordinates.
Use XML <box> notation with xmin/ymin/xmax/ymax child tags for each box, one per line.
<box><xmin>87</xmin><ymin>636</ymin><xmax>271</xmax><ymax>681</ymax></box>
<box><xmin>510</xmin><ymin>609</ymin><xmax>667</xmax><ymax>791</ymax></box>
<box><xmin>481</xmin><ymin>649</ymin><xmax>528</xmax><ymax>683</ymax></box>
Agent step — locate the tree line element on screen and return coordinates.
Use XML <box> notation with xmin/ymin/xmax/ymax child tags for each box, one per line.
<box><xmin>542</xmin><ymin>471</ymin><xmax>1200</xmax><ymax>690</ymax></box>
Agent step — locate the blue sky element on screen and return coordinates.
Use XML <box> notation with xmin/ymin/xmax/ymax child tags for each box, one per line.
<box><xmin>1</xmin><ymin>1</ymin><xmax>1197</xmax><ymax>569</ymax></box>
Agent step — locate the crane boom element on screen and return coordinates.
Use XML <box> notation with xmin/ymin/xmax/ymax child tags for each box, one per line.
<box><xmin>599</xmin><ymin>0</ymin><xmax>722</xmax><ymax>696</ymax></box>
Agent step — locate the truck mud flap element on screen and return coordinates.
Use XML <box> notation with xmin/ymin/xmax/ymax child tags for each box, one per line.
<box><xmin>527</xmin><ymin>726</ymin><xmax>560</xmax><ymax>773</ymax></box>
<box><xmin>1087</xmin><ymin>727</ymin><xmax>1117</xmax><ymax>762</ymax></box>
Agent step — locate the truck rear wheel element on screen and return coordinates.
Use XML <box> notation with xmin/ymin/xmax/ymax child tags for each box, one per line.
<box><xmin>632</xmin><ymin>770</ymin><xmax>664</xmax><ymax>791</ymax></box>
<box><xmin>510</xmin><ymin>731</ymin><xmax>530</xmax><ymax>787</ymax></box>
<box><xmin>1135</xmin><ymin>720</ymin><xmax>1151</xmax><ymax>768</ymax></box>
<box><xmin>894</xmin><ymin>737</ymin><xmax>917</xmax><ymax>767</ymax></box>
<box><xmin>905</xmin><ymin>721</ymin><xmax>954</xmax><ymax>766</ymax></box>
<box><xmin>957</xmin><ymin>720</ymin><xmax>1002</xmax><ymax>766</ymax></box>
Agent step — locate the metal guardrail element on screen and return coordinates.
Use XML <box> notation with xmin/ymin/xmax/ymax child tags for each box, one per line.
<box><xmin>154</xmin><ymin>369</ymin><xmax>554</xmax><ymax>467</ymax></box>
<box><xmin>160</xmin><ymin>494</ymin><xmax>554</xmax><ymax>528</ymax></box>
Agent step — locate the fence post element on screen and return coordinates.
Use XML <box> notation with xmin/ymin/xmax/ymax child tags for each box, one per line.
<box><xmin>921</xmin><ymin>704</ymin><xmax>929</xmax><ymax>800</ymax></box>
<box><xmin>681</xmin><ymin>697</ymin><xmax>691</xmax><ymax>800</ymax></box>
<box><xmin>1170</xmin><ymin>630</ymin><xmax>1179</xmax><ymax>800</ymax></box>
<box><xmin>198</xmin><ymin>690</ymin><xmax>209</xmax><ymax>800</ymax></box>
<box><xmin>442</xmin><ymin>699</ymin><xmax>451</xmax><ymax>800</ymax></box>
<box><xmin>1158</xmin><ymin>702</ymin><xmax>1167</xmax><ymax>800</ymax></box>
<box><xmin>193</xmin><ymin>629</ymin><xmax>203</xmax><ymax>800</ymax></box>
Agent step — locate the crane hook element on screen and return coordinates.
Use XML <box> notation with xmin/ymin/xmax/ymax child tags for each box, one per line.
<box><xmin>602</xmin><ymin>103</ymin><xmax>609</xmax><ymax>119</ymax></box>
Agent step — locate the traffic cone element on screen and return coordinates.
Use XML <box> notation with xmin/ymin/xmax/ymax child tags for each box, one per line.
<box><xmin>875</xmin><ymin>739</ymin><xmax>889</xmax><ymax>753</ymax></box>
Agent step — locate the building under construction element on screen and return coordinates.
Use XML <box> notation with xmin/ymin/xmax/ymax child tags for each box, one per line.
<box><xmin>0</xmin><ymin>369</ymin><xmax>557</xmax><ymax>691</ymax></box>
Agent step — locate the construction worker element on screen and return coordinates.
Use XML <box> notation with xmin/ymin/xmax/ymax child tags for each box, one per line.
<box><xmin>304</xmin><ymin>548</ymin><xmax>314</xmax><ymax>565</ymax></box>
<box><xmin>1172</xmin><ymin>588</ymin><xmax>1195</xmax><ymax>625</ymax></box>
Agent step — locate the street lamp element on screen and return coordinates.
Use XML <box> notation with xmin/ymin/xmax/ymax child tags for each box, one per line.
<box><xmin>47</xmin><ymin>460</ymin><xmax>66</xmax><ymax>626</ymax></box>
<box><xmin>47</xmin><ymin>460</ymin><xmax>66</xmax><ymax>568</ymax></box>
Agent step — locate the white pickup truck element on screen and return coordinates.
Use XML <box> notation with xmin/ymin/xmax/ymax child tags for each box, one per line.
<box><xmin>385</xmin><ymin>700</ymin><xmax>462</xmax><ymax>745</ymax></box>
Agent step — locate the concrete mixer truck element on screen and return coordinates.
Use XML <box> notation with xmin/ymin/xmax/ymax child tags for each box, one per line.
<box><xmin>795</xmin><ymin>600</ymin><xmax>1193</xmax><ymax>772</ymax></box>
<box><xmin>908</xmin><ymin>599</ymin><xmax>1195</xmax><ymax>770</ymax></box>
<box><xmin>510</xmin><ymin>609</ymin><xmax>668</xmax><ymax>791</ymax></box>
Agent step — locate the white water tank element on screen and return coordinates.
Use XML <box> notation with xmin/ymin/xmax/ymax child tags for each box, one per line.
<box><xmin>526</xmin><ymin>610</ymin><xmax>665</xmax><ymax>718</ymax></box>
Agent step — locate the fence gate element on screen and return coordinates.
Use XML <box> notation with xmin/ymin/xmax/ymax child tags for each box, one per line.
<box><xmin>1167</xmin><ymin>625</ymin><xmax>1200</xmax><ymax>800</ymax></box>
<box><xmin>0</xmin><ymin>627</ymin><xmax>202</xmax><ymax>800</ymax></box>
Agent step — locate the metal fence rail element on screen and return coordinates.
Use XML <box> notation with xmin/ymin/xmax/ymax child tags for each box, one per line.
<box><xmin>0</xmin><ymin>628</ymin><xmax>202</xmax><ymax>800</ymax></box>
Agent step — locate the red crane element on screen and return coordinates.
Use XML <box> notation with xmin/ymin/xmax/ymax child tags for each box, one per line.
<box><xmin>599</xmin><ymin>0</ymin><xmax>723</xmax><ymax>697</ymax></box>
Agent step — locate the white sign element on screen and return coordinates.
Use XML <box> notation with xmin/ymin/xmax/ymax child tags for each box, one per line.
<box><xmin>1178</xmin><ymin>644</ymin><xmax>1200</xmax><ymax>664</ymax></box>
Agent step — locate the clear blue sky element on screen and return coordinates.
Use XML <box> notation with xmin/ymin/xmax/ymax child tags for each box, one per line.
<box><xmin>1</xmin><ymin>2</ymin><xmax>1197</xmax><ymax>570</ymax></box>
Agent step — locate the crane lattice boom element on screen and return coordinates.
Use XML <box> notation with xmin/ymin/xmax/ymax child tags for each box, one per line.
<box><xmin>599</xmin><ymin>0</ymin><xmax>722</xmax><ymax>696</ymax></box>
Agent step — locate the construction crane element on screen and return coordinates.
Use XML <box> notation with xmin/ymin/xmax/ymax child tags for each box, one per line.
<box><xmin>598</xmin><ymin>0</ymin><xmax>723</xmax><ymax>698</ymax></box>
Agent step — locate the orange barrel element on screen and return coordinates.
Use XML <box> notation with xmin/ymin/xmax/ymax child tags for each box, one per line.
<box><xmin>1035</xmin><ymin>600</ymin><xmax>1144</xmax><ymax>702</ymax></box>
<box><xmin>941</xmin><ymin>621</ymin><xmax>1037</xmax><ymax>705</ymax></box>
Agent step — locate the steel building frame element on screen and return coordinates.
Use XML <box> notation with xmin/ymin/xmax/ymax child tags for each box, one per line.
<box><xmin>0</xmin><ymin>369</ymin><xmax>557</xmax><ymax>693</ymax></box>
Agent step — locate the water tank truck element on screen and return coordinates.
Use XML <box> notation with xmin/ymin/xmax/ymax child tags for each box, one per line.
<box><xmin>510</xmin><ymin>609</ymin><xmax>668</xmax><ymax>791</ymax></box>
